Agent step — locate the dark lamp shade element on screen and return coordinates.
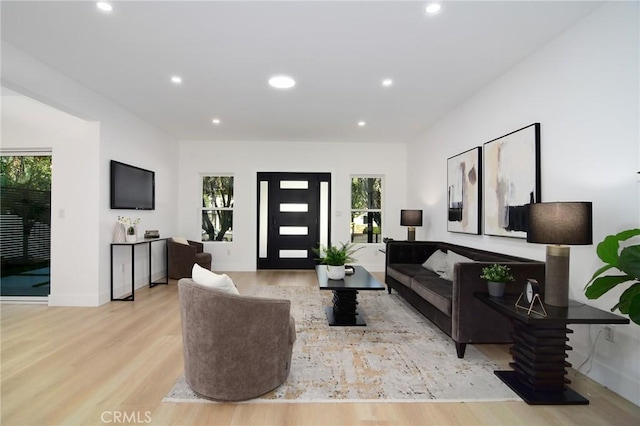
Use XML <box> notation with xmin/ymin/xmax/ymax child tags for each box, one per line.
<box><xmin>527</xmin><ymin>202</ymin><xmax>593</xmax><ymax>245</ymax></box>
<box><xmin>401</xmin><ymin>210</ymin><xmax>423</xmax><ymax>227</ymax></box>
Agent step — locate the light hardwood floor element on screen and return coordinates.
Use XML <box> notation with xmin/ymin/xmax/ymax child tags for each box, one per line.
<box><xmin>2</xmin><ymin>271</ymin><xmax>638</xmax><ymax>425</ymax></box>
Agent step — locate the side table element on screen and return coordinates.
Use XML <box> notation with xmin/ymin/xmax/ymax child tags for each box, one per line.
<box><xmin>477</xmin><ymin>293</ymin><xmax>628</xmax><ymax>405</ymax></box>
<box><xmin>110</xmin><ymin>238</ymin><xmax>168</xmax><ymax>301</ymax></box>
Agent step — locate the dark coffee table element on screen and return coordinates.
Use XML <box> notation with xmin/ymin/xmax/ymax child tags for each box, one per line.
<box><xmin>316</xmin><ymin>265</ymin><xmax>385</xmax><ymax>326</ymax></box>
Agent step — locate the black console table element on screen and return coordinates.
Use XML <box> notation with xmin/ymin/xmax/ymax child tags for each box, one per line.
<box><xmin>477</xmin><ymin>293</ymin><xmax>628</xmax><ymax>405</ymax></box>
<box><xmin>110</xmin><ymin>238</ymin><xmax>168</xmax><ymax>301</ymax></box>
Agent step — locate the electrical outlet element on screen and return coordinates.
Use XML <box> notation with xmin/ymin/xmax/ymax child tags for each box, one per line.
<box><xmin>604</xmin><ymin>326</ymin><xmax>614</xmax><ymax>342</ymax></box>
<box><xmin>227</xmin><ymin>249</ymin><xmax>231</xmax><ymax>256</ymax></box>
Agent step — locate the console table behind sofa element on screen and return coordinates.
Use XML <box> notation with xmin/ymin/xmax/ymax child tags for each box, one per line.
<box><xmin>385</xmin><ymin>241</ymin><xmax>545</xmax><ymax>358</ymax></box>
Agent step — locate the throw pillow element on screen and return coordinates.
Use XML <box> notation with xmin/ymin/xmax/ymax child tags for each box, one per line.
<box><xmin>440</xmin><ymin>251</ymin><xmax>475</xmax><ymax>281</ymax></box>
<box><xmin>172</xmin><ymin>236</ymin><xmax>190</xmax><ymax>245</ymax></box>
<box><xmin>191</xmin><ymin>264</ymin><xmax>239</xmax><ymax>295</ymax></box>
<box><xmin>422</xmin><ymin>250</ymin><xmax>448</xmax><ymax>275</ymax></box>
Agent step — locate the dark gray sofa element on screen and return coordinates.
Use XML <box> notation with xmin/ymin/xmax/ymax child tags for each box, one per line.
<box><xmin>385</xmin><ymin>241</ymin><xmax>545</xmax><ymax>358</ymax></box>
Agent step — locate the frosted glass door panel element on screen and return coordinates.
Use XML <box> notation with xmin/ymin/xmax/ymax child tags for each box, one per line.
<box><xmin>279</xmin><ymin>226</ymin><xmax>308</xmax><ymax>235</ymax></box>
<box><xmin>280</xmin><ymin>203</ymin><xmax>308</xmax><ymax>212</ymax></box>
<box><xmin>279</xmin><ymin>250</ymin><xmax>308</xmax><ymax>258</ymax></box>
<box><xmin>280</xmin><ymin>181</ymin><xmax>308</xmax><ymax>189</ymax></box>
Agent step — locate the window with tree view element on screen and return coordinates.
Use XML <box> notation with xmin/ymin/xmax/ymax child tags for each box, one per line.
<box><xmin>351</xmin><ymin>176</ymin><xmax>382</xmax><ymax>244</ymax></box>
<box><xmin>202</xmin><ymin>176</ymin><xmax>234</xmax><ymax>242</ymax></box>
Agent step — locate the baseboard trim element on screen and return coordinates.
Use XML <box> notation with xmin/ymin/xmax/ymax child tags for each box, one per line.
<box><xmin>1</xmin><ymin>296</ymin><xmax>48</xmax><ymax>305</ymax></box>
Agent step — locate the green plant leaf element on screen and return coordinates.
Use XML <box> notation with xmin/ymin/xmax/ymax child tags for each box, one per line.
<box><xmin>585</xmin><ymin>275</ymin><xmax>633</xmax><ymax>299</ymax></box>
<box><xmin>629</xmin><ymin>294</ymin><xmax>640</xmax><ymax>326</ymax></box>
<box><xmin>312</xmin><ymin>242</ymin><xmax>362</xmax><ymax>266</ymax></box>
<box><xmin>611</xmin><ymin>282</ymin><xmax>640</xmax><ymax>314</ymax></box>
<box><xmin>618</xmin><ymin>245</ymin><xmax>640</xmax><ymax>279</ymax></box>
<box><xmin>614</xmin><ymin>228</ymin><xmax>640</xmax><ymax>241</ymax></box>
<box><xmin>586</xmin><ymin>264</ymin><xmax>615</xmax><ymax>287</ymax></box>
<box><xmin>596</xmin><ymin>235</ymin><xmax>620</xmax><ymax>266</ymax></box>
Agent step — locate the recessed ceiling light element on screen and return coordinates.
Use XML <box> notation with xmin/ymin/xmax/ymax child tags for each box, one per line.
<box><xmin>171</xmin><ymin>76</ymin><xmax>182</xmax><ymax>84</ymax></box>
<box><xmin>212</xmin><ymin>118</ymin><xmax>221</xmax><ymax>125</ymax></box>
<box><xmin>358</xmin><ymin>121</ymin><xmax>366</xmax><ymax>127</ymax></box>
<box><xmin>268</xmin><ymin>75</ymin><xmax>296</xmax><ymax>89</ymax></box>
<box><xmin>425</xmin><ymin>3</ymin><xmax>441</xmax><ymax>15</ymax></box>
<box><xmin>382</xmin><ymin>79</ymin><xmax>393</xmax><ymax>87</ymax></box>
<box><xmin>96</xmin><ymin>2</ymin><xmax>113</xmax><ymax>12</ymax></box>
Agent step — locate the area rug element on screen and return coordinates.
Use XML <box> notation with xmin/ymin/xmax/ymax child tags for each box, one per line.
<box><xmin>164</xmin><ymin>284</ymin><xmax>519</xmax><ymax>403</ymax></box>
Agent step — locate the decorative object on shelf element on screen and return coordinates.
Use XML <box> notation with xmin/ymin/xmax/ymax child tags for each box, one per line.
<box><xmin>515</xmin><ymin>278</ymin><xmax>547</xmax><ymax>317</ymax></box>
<box><xmin>483</xmin><ymin>123</ymin><xmax>541</xmax><ymax>239</ymax></box>
<box><xmin>527</xmin><ymin>202</ymin><xmax>592</xmax><ymax>307</ymax></box>
<box><xmin>480</xmin><ymin>264</ymin><xmax>515</xmax><ymax>297</ymax></box>
<box><xmin>400</xmin><ymin>210</ymin><xmax>423</xmax><ymax>241</ymax></box>
<box><xmin>447</xmin><ymin>147</ymin><xmax>481</xmax><ymax>235</ymax></box>
<box><xmin>312</xmin><ymin>242</ymin><xmax>362</xmax><ymax>280</ymax></box>
<box><xmin>585</xmin><ymin>228</ymin><xmax>640</xmax><ymax>326</ymax></box>
<box><xmin>144</xmin><ymin>230</ymin><xmax>160</xmax><ymax>239</ymax></box>
<box><xmin>113</xmin><ymin>222</ymin><xmax>126</xmax><ymax>243</ymax></box>
<box><xmin>118</xmin><ymin>216</ymin><xmax>140</xmax><ymax>244</ymax></box>
<box><xmin>126</xmin><ymin>226</ymin><xmax>137</xmax><ymax>243</ymax></box>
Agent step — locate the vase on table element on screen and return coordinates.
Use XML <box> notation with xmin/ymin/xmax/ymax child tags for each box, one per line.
<box><xmin>125</xmin><ymin>226</ymin><xmax>137</xmax><ymax>243</ymax></box>
<box><xmin>113</xmin><ymin>223</ymin><xmax>126</xmax><ymax>243</ymax></box>
<box><xmin>487</xmin><ymin>281</ymin><xmax>506</xmax><ymax>297</ymax></box>
<box><xmin>326</xmin><ymin>265</ymin><xmax>346</xmax><ymax>280</ymax></box>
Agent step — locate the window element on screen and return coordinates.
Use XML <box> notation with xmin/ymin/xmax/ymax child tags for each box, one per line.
<box><xmin>202</xmin><ymin>176</ymin><xmax>234</xmax><ymax>241</ymax></box>
<box><xmin>350</xmin><ymin>176</ymin><xmax>382</xmax><ymax>243</ymax></box>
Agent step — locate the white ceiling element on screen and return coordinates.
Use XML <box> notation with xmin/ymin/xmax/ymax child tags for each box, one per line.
<box><xmin>1</xmin><ymin>1</ymin><xmax>602</xmax><ymax>143</ymax></box>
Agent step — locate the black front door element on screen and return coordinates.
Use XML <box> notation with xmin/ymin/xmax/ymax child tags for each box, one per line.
<box><xmin>257</xmin><ymin>172</ymin><xmax>331</xmax><ymax>269</ymax></box>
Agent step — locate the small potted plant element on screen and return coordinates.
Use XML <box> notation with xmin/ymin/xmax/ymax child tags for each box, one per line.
<box><xmin>312</xmin><ymin>242</ymin><xmax>362</xmax><ymax>280</ymax></box>
<box><xmin>118</xmin><ymin>216</ymin><xmax>140</xmax><ymax>243</ymax></box>
<box><xmin>481</xmin><ymin>264</ymin><xmax>515</xmax><ymax>297</ymax></box>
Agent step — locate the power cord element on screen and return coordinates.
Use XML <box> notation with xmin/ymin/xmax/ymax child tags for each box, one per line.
<box><xmin>573</xmin><ymin>327</ymin><xmax>603</xmax><ymax>380</ymax></box>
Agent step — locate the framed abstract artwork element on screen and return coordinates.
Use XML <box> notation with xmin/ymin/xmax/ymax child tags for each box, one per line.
<box><xmin>447</xmin><ymin>147</ymin><xmax>482</xmax><ymax>235</ymax></box>
<box><xmin>483</xmin><ymin>123</ymin><xmax>541</xmax><ymax>238</ymax></box>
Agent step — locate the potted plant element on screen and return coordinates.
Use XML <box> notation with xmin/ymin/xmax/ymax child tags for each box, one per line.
<box><xmin>585</xmin><ymin>228</ymin><xmax>640</xmax><ymax>326</ymax></box>
<box><xmin>312</xmin><ymin>242</ymin><xmax>362</xmax><ymax>280</ymax></box>
<box><xmin>118</xmin><ymin>216</ymin><xmax>140</xmax><ymax>243</ymax></box>
<box><xmin>481</xmin><ymin>264</ymin><xmax>515</xmax><ymax>297</ymax></box>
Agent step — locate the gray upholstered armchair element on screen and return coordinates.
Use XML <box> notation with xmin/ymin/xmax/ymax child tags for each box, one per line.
<box><xmin>167</xmin><ymin>238</ymin><xmax>212</xmax><ymax>279</ymax></box>
<box><xmin>178</xmin><ymin>278</ymin><xmax>296</xmax><ymax>401</ymax></box>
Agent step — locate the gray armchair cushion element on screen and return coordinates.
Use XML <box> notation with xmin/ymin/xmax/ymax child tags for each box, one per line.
<box><xmin>178</xmin><ymin>278</ymin><xmax>295</xmax><ymax>401</ymax></box>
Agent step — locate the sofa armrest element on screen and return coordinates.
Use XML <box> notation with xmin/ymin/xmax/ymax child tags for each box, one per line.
<box><xmin>451</xmin><ymin>261</ymin><xmax>546</xmax><ymax>343</ymax></box>
<box><xmin>188</xmin><ymin>240</ymin><xmax>204</xmax><ymax>253</ymax></box>
<box><xmin>170</xmin><ymin>239</ymin><xmax>197</xmax><ymax>256</ymax></box>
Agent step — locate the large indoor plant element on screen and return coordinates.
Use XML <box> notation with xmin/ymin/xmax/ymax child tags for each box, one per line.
<box><xmin>480</xmin><ymin>264</ymin><xmax>515</xmax><ymax>297</ymax></box>
<box><xmin>585</xmin><ymin>228</ymin><xmax>640</xmax><ymax>326</ymax></box>
<box><xmin>312</xmin><ymin>242</ymin><xmax>361</xmax><ymax>280</ymax></box>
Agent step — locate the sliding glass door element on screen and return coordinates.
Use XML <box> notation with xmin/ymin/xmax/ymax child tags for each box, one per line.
<box><xmin>0</xmin><ymin>154</ymin><xmax>52</xmax><ymax>298</ymax></box>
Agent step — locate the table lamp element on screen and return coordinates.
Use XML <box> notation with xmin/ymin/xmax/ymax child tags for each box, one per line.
<box><xmin>401</xmin><ymin>210</ymin><xmax>423</xmax><ymax>241</ymax></box>
<box><xmin>527</xmin><ymin>202</ymin><xmax>593</xmax><ymax>307</ymax></box>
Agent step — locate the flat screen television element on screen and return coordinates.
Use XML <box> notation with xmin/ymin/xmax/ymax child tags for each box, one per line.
<box><xmin>110</xmin><ymin>160</ymin><xmax>155</xmax><ymax>210</ymax></box>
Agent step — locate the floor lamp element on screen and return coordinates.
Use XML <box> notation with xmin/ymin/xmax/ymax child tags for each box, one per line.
<box><xmin>527</xmin><ymin>202</ymin><xmax>593</xmax><ymax>307</ymax></box>
<box><xmin>401</xmin><ymin>210</ymin><xmax>423</xmax><ymax>241</ymax></box>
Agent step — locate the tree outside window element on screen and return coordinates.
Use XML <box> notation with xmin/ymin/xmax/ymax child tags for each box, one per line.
<box><xmin>202</xmin><ymin>176</ymin><xmax>233</xmax><ymax>242</ymax></box>
<box><xmin>351</xmin><ymin>176</ymin><xmax>382</xmax><ymax>243</ymax></box>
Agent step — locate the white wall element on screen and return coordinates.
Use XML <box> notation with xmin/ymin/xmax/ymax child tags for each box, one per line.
<box><xmin>178</xmin><ymin>141</ymin><xmax>407</xmax><ymax>272</ymax></box>
<box><xmin>1</xmin><ymin>41</ymin><xmax>179</xmax><ymax>305</ymax></box>
<box><xmin>407</xmin><ymin>3</ymin><xmax>639</xmax><ymax>405</ymax></box>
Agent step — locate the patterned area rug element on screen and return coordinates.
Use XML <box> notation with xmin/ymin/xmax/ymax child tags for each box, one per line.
<box><xmin>164</xmin><ymin>284</ymin><xmax>518</xmax><ymax>403</ymax></box>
